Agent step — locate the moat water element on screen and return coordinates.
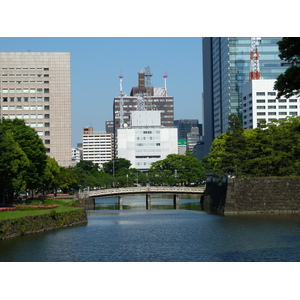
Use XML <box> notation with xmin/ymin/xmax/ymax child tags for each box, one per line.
<box><xmin>1</xmin><ymin>194</ymin><xmax>300</xmax><ymax>262</ymax></box>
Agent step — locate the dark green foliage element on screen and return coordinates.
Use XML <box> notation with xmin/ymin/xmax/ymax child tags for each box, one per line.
<box><xmin>0</xmin><ymin>119</ymin><xmax>47</xmax><ymax>193</ymax></box>
<box><xmin>0</xmin><ymin>127</ymin><xmax>30</xmax><ymax>203</ymax></box>
<box><xmin>274</xmin><ymin>37</ymin><xmax>300</xmax><ymax>99</ymax></box>
<box><xmin>103</xmin><ymin>158</ymin><xmax>131</xmax><ymax>175</ymax></box>
<box><xmin>207</xmin><ymin>114</ymin><xmax>300</xmax><ymax>177</ymax></box>
<box><xmin>149</xmin><ymin>153</ymin><xmax>206</xmax><ymax>185</ymax></box>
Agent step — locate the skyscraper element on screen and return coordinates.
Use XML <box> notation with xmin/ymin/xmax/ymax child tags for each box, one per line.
<box><xmin>0</xmin><ymin>52</ymin><xmax>71</xmax><ymax>166</ymax></box>
<box><xmin>201</xmin><ymin>37</ymin><xmax>289</xmax><ymax>157</ymax></box>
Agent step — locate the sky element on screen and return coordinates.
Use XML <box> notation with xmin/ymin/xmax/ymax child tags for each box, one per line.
<box><xmin>0</xmin><ymin>37</ymin><xmax>203</xmax><ymax>146</ymax></box>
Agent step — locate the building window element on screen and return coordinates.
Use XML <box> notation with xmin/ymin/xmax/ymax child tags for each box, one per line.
<box><xmin>45</xmin><ymin>140</ymin><xmax>50</xmax><ymax>144</ymax></box>
<box><xmin>279</xmin><ymin>106</ymin><xmax>287</xmax><ymax>109</ymax></box>
<box><xmin>44</xmin><ymin>114</ymin><xmax>50</xmax><ymax>119</ymax></box>
<box><xmin>268</xmin><ymin>106</ymin><xmax>276</xmax><ymax>109</ymax></box>
<box><xmin>256</xmin><ymin>92</ymin><xmax>265</xmax><ymax>96</ymax></box>
<box><xmin>268</xmin><ymin>92</ymin><xmax>276</xmax><ymax>96</ymax></box>
<box><xmin>44</xmin><ymin>88</ymin><xmax>49</xmax><ymax>93</ymax></box>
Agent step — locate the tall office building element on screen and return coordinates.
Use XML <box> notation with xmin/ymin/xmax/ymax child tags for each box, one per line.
<box><xmin>201</xmin><ymin>37</ymin><xmax>289</xmax><ymax>157</ymax></box>
<box><xmin>0</xmin><ymin>52</ymin><xmax>71</xmax><ymax>166</ymax></box>
<box><xmin>113</xmin><ymin>68</ymin><xmax>174</xmax><ymax>136</ymax></box>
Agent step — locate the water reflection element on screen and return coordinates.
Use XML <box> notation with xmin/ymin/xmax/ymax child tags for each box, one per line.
<box><xmin>1</xmin><ymin>194</ymin><xmax>300</xmax><ymax>262</ymax></box>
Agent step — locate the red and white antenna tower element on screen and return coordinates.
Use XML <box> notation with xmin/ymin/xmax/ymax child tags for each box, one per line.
<box><xmin>163</xmin><ymin>73</ymin><xmax>168</xmax><ymax>96</ymax></box>
<box><xmin>249</xmin><ymin>37</ymin><xmax>261</xmax><ymax>81</ymax></box>
<box><xmin>118</xmin><ymin>74</ymin><xmax>124</xmax><ymax>128</ymax></box>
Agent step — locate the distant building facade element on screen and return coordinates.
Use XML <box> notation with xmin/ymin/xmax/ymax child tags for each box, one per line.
<box><xmin>72</xmin><ymin>143</ymin><xmax>82</xmax><ymax>166</ymax></box>
<box><xmin>0</xmin><ymin>52</ymin><xmax>71</xmax><ymax>166</ymax></box>
<box><xmin>174</xmin><ymin>119</ymin><xmax>202</xmax><ymax>154</ymax></box>
<box><xmin>117</xmin><ymin>110</ymin><xmax>178</xmax><ymax>171</ymax></box>
<box><xmin>242</xmin><ymin>79</ymin><xmax>300</xmax><ymax>129</ymax></box>
<box><xmin>82</xmin><ymin>127</ymin><xmax>114</xmax><ymax>168</ymax></box>
<box><xmin>105</xmin><ymin>120</ymin><xmax>114</xmax><ymax>133</ymax></box>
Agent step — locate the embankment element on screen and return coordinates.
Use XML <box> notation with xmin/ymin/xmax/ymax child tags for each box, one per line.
<box><xmin>0</xmin><ymin>209</ymin><xmax>87</xmax><ymax>240</ymax></box>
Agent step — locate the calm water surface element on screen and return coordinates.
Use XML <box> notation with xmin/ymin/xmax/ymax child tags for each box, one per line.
<box><xmin>1</xmin><ymin>195</ymin><xmax>300</xmax><ymax>262</ymax></box>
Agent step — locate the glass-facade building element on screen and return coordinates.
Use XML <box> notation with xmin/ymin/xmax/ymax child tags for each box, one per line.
<box><xmin>201</xmin><ymin>37</ymin><xmax>289</xmax><ymax>157</ymax></box>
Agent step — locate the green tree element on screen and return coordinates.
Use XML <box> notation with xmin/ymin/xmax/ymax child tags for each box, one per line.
<box><xmin>219</xmin><ymin>113</ymin><xmax>246</xmax><ymax>176</ymax></box>
<box><xmin>58</xmin><ymin>166</ymin><xmax>79</xmax><ymax>193</ymax></box>
<box><xmin>1</xmin><ymin>119</ymin><xmax>47</xmax><ymax>193</ymax></box>
<box><xmin>274</xmin><ymin>37</ymin><xmax>300</xmax><ymax>98</ymax></box>
<box><xmin>73</xmin><ymin>160</ymin><xmax>99</xmax><ymax>189</ymax></box>
<box><xmin>149</xmin><ymin>153</ymin><xmax>205</xmax><ymax>185</ymax></box>
<box><xmin>39</xmin><ymin>156</ymin><xmax>60</xmax><ymax>196</ymax></box>
<box><xmin>103</xmin><ymin>158</ymin><xmax>131</xmax><ymax>175</ymax></box>
<box><xmin>0</xmin><ymin>130</ymin><xmax>30</xmax><ymax>204</ymax></box>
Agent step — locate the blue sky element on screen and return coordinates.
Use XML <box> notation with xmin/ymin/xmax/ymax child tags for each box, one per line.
<box><xmin>0</xmin><ymin>37</ymin><xmax>203</xmax><ymax>146</ymax></box>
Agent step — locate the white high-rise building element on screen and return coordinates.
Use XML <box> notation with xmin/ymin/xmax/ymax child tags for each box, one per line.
<box><xmin>82</xmin><ymin>127</ymin><xmax>114</xmax><ymax>168</ymax></box>
<box><xmin>242</xmin><ymin>79</ymin><xmax>300</xmax><ymax>129</ymax></box>
<box><xmin>0</xmin><ymin>52</ymin><xmax>71</xmax><ymax>166</ymax></box>
<box><xmin>117</xmin><ymin>110</ymin><xmax>178</xmax><ymax>171</ymax></box>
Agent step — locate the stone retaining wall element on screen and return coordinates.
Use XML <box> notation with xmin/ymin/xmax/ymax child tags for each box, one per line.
<box><xmin>0</xmin><ymin>209</ymin><xmax>88</xmax><ymax>240</ymax></box>
<box><xmin>225</xmin><ymin>177</ymin><xmax>300</xmax><ymax>215</ymax></box>
<box><xmin>203</xmin><ymin>177</ymin><xmax>300</xmax><ymax>215</ymax></box>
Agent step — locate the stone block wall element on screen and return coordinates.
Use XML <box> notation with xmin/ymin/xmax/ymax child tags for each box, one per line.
<box><xmin>225</xmin><ymin>177</ymin><xmax>300</xmax><ymax>215</ymax></box>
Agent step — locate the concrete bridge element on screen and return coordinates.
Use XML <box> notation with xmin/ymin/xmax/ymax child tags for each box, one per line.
<box><xmin>82</xmin><ymin>186</ymin><xmax>205</xmax><ymax>210</ymax></box>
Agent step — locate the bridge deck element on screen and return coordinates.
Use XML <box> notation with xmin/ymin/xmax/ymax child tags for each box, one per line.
<box><xmin>88</xmin><ymin>186</ymin><xmax>205</xmax><ymax>198</ymax></box>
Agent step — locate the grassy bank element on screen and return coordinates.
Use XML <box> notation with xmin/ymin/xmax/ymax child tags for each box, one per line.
<box><xmin>0</xmin><ymin>198</ymin><xmax>82</xmax><ymax>221</ymax></box>
<box><xmin>0</xmin><ymin>198</ymin><xmax>87</xmax><ymax>239</ymax></box>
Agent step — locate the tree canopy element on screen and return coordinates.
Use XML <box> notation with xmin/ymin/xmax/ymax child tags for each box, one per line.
<box><xmin>206</xmin><ymin>113</ymin><xmax>300</xmax><ymax>177</ymax></box>
<box><xmin>0</xmin><ymin>119</ymin><xmax>47</xmax><ymax>203</ymax></box>
<box><xmin>149</xmin><ymin>153</ymin><xmax>206</xmax><ymax>185</ymax></box>
<box><xmin>274</xmin><ymin>37</ymin><xmax>300</xmax><ymax>98</ymax></box>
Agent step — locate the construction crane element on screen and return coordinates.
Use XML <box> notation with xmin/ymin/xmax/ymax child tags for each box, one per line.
<box><xmin>249</xmin><ymin>37</ymin><xmax>261</xmax><ymax>81</ymax></box>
